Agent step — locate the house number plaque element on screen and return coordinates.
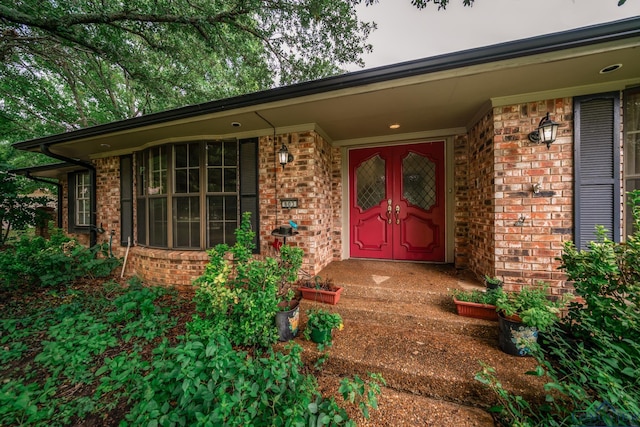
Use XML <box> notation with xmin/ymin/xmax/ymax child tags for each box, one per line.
<box><xmin>280</xmin><ymin>198</ymin><xmax>299</xmax><ymax>209</ymax></box>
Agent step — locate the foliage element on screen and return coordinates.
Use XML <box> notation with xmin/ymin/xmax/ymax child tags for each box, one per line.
<box><xmin>0</xmin><ymin>281</ymin><xmax>177</xmax><ymax>426</ymax></box>
<box><xmin>450</xmin><ymin>287</ymin><xmax>503</xmax><ymax>305</ymax></box>
<box><xmin>304</xmin><ymin>308</ymin><xmax>344</xmax><ymax>343</ymax></box>
<box><xmin>484</xmin><ymin>274</ymin><xmax>503</xmax><ymax>286</ymax></box>
<box><xmin>495</xmin><ymin>283</ymin><xmax>569</xmax><ymax>331</ymax></box>
<box><xmin>277</xmin><ymin>244</ymin><xmax>305</xmax><ymax>303</ymax></box>
<box><xmin>0</xmin><ymin>0</ymin><xmax>377</xmax><ymax>145</ymax></box>
<box><xmin>359</xmin><ymin>0</ymin><xmax>474</xmax><ymax>10</ymax></box>
<box><xmin>338</xmin><ymin>373</ymin><xmax>386</xmax><ymax>421</ymax></box>
<box><xmin>0</xmin><ymin>228</ymin><xmax>121</xmax><ymax>289</ymax></box>
<box><xmin>476</xmin><ymin>191</ymin><xmax>640</xmax><ymax>426</ymax></box>
<box><xmin>0</xmin><ymin>170</ymin><xmax>51</xmax><ymax>245</ymax></box>
<box><xmin>297</xmin><ymin>275</ymin><xmax>339</xmax><ymax>291</ymax></box>
<box><xmin>1</xmin><ymin>274</ymin><xmax>384</xmax><ymax>426</ymax></box>
<box><xmin>193</xmin><ymin>211</ymin><xmax>304</xmax><ymax>348</ymax></box>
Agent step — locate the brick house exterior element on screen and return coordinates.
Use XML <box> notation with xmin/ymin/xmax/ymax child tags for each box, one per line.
<box><xmin>13</xmin><ymin>18</ymin><xmax>640</xmax><ymax>293</ymax></box>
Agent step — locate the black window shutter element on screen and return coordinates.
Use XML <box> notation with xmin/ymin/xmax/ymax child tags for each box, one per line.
<box><xmin>239</xmin><ymin>138</ymin><xmax>259</xmax><ymax>251</ymax></box>
<box><xmin>120</xmin><ymin>155</ymin><xmax>134</xmax><ymax>246</ymax></box>
<box><xmin>574</xmin><ymin>92</ymin><xmax>621</xmax><ymax>249</ymax></box>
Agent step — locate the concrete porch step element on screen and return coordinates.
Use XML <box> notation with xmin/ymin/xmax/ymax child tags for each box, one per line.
<box><xmin>311</xmin><ymin>259</ymin><xmax>481</xmax><ymax>295</ymax></box>
<box><xmin>316</xmin><ymin>375</ymin><xmax>495</xmax><ymax>427</ymax></box>
<box><xmin>301</xmin><ymin>296</ymin><xmax>498</xmax><ymax>342</ymax></box>
<box><xmin>296</xmin><ymin>318</ymin><xmax>543</xmax><ymax>409</ymax></box>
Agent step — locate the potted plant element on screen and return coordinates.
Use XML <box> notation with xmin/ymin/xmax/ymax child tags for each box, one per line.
<box><xmin>304</xmin><ymin>308</ymin><xmax>343</xmax><ymax>344</ymax></box>
<box><xmin>495</xmin><ymin>283</ymin><xmax>570</xmax><ymax>356</ymax></box>
<box><xmin>484</xmin><ymin>275</ymin><xmax>503</xmax><ymax>290</ymax></box>
<box><xmin>450</xmin><ymin>288</ymin><xmax>503</xmax><ymax>321</ymax></box>
<box><xmin>296</xmin><ymin>275</ymin><xmax>344</xmax><ymax>305</ymax></box>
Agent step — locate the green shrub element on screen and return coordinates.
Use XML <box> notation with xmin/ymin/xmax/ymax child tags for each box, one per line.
<box><xmin>476</xmin><ymin>191</ymin><xmax>640</xmax><ymax>426</ymax></box>
<box><xmin>0</xmin><ymin>228</ymin><xmax>121</xmax><ymax>289</ymax></box>
<box><xmin>192</xmin><ymin>212</ymin><xmax>303</xmax><ymax>348</ymax></box>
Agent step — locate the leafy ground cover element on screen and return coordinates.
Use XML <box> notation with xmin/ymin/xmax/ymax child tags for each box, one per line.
<box><xmin>0</xmin><ymin>277</ymin><xmax>193</xmax><ymax>426</ymax></box>
<box><xmin>1</xmin><ymin>275</ymin><xmax>382</xmax><ymax>426</ymax></box>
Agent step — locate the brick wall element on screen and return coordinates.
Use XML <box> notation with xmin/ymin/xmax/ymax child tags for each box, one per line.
<box><xmin>466</xmin><ymin>111</ymin><xmax>497</xmax><ymax>279</ymax></box>
<box><xmin>454</xmin><ymin>134</ymin><xmax>470</xmax><ymax>269</ymax></box>
<box><xmin>258</xmin><ymin>131</ymin><xmax>340</xmax><ymax>275</ymax></box>
<box><xmin>126</xmin><ymin>247</ymin><xmax>209</xmax><ymax>291</ymax></box>
<box><xmin>469</xmin><ymin>98</ymin><xmax>573</xmax><ymax>292</ymax></box>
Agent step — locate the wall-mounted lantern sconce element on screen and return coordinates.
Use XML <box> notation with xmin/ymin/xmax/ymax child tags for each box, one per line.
<box><xmin>528</xmin><ymin>112</ymin><xmax>559</xmax><ymax>149</ymax></box>
<box><xmin>278</xmin><ymin>142</ymin><xmax>294</xmax><ymax>169</ymax></box>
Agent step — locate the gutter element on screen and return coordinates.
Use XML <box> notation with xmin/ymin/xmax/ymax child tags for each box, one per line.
<box><xmin>40</xmin><ymin>144</ymin><xmax>97</xmax><ymax>247</ymax></box>
<box><xmin>11</xmin><ymin>16</ymin><xmax>640</xmax><ymax>152</ymax></box>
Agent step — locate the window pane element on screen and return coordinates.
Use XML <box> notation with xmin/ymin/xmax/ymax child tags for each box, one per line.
<box><xmin>625</xmin><ymin>179</ymin><xmax>640</xmax><ymax>235</ymax></box>
<box><xmin>174</xmin><ymin>197</ymin><xmax>200</xmax><ymax>248</ymax></box>
<box><xmin>136</xmin><ymin>152</ymin><xmax>146</xmax><ymax>196</ymax></box>
<box><xmin>175</xmin><ymin>170</ymin><xmax>187</xmax><ymax>193</ymax></box>
<box><xmin>75</xmin><ymin>172</ymin><xmax>91</xmax><ymax>226</ymax></box>
<box><xmin>626</xmin><ymin>133</ymin><xmax>640</xmax><ymax>175</ymax></box>
<box><xmin>189</xmin><ymin>169</ymin><xmax>200</xmax><ymax>193</ymax></box>
<box><xmin>625</xmin><ymin>90</ymin><xmax>640</xmax><ymax>238</ymax></box>
<box><xmin>224</xmin><ymin>169</ymin><xmax>237</xmax><ymax>192</ymax></box>
<box><xmin>175</xmin><ymin>144</ymin><xmax>187</xmax><ymax>168</ymax></box>
<box><xmin>207</xmin><ymin>142</ymin><xmax>222</xmax><ymax>166</ymax></box>
<box><xmin>224</xmin><ymin>141</ymin><xmax>237</xmax><ymax>165</ymax></box>
<box><xmin>225</xmin><ymin>195</ymin><xmax>238</xmax><ymax>220</ymax></box>
<box><xmin>356</xmin><ymin>155</ymin><xmax>386</xmax><ymax>211</ymax></box>
<box><xmin>208</xmin><ymin>169</ymin><xmax>222</xmax><ymax>192</ymax></box>
<box><xmin>225</xmin><ymin>222</ymin><xmax>237</xmax><ymax>246</ymax></box>
<box><xmin>149</xmin><ymin>147</ymin><xmax>166</xmax><ymax>195</ymax></box>
<box><xmin>189</xmin><ymin>143</ymin><xmax>200</xmax><ymax>166</ymax></box>
<box><xmin>149</xmin><ymin>198</ymin><xmax>167</xmax><ymax>247</ymax></box>
<box><xmin>207</xmin><ymin>195</ymin><xmax>238</xmax><ymax>247</ymax></box>
<box><xmin>137</xmin><ymin>198</ymin><xmax>146</xmax><ymax>245</ymax></box>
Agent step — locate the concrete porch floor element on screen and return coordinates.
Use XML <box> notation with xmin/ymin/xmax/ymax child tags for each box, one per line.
<box><xmin>287</xmin><ymin>259</ymin><xmax>546</xmax><ymax>426</ymax></box>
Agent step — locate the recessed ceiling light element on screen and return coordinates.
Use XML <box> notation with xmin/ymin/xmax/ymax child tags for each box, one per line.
<box><xmin>600</xmin><ymin>63</ymin><xmax>622</xmax><ymax>74</ymax></box>
<box><xmin>389</xmin><ymin>123</ymin><xmax>400</xmax><ymax>129</ymax></box>
<box><xmin>231</xmin><ymin>121</ymin><xmax>241</xmax><ymax>127</ymax></box>
<box><xmin>100</xmin><ymin>143</ymin><xmax>111</xmax><ymax>148</ymax></box>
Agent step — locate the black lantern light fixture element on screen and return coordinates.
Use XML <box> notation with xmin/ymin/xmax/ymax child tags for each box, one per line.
<box><xmin>528</xmin><ymin>112</ymin><xmax>559</xmax><ymax>149</ymax></box>
<box><xmin>278</xmin><ymin>142</ymin><xmax>294</xmax><ymax>169</ymax></box>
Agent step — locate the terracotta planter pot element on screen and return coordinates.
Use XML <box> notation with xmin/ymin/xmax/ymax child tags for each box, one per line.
<box><xmin>298</xmin><ymin>286</ymin><xmax>344</xmax><ymax>305</ymax></box>
<box><xmin>453</xmin><ymin>298</ymin><xmax>499</xmax><ymax>321</ymax></box>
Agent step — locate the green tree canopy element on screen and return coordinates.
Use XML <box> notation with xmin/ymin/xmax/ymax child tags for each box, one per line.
<box><xmin>1</xmin><ymin>0</ymin><xmax>377</xmax><ymax>146</ymax></box>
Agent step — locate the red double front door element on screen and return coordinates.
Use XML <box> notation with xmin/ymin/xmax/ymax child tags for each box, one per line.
<box><xmin>349</xmin><ymin>142</ymin><xmax>445</xmax><ymax>261</ymax></box>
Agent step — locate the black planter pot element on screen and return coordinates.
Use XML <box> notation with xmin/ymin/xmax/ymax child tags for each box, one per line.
<box><xmin>485</xmin><ymin>279</ymin><xmax>503</xmax><ymax>290</ymax></box>
<box><xmin>276</xmin><ymin>300</ymin><xmax>300</xmax><ymax>342</ymax></box>
<box><xmin>498</xmin><ymin>312</ymin><xmax>538</xmax><ymax>357</ymax></box>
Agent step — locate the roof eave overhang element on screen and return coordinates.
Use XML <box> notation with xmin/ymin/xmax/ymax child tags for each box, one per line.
<box><xmin>12</xmin><ymin>16</ymin><xmax>640</xmax><ymax>151</ymax></box>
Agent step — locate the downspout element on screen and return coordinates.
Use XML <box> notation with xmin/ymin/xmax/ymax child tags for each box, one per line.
<box><xmin>255</xmin><ymin>112</ymin><xmax>279</xmax><ymax>227</ymax></box>
<box><xmin>40</xmin><ymin>144</ymin><xmax>97</xmax><ymax>247</ymax></box>
<box><xmin>25</xmin><ymin>173</ymin><xmax>63</xmax><ymax>228</ymax></box>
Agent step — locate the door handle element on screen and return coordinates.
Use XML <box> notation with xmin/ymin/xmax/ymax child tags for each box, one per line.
<box><xmin>395</xmin><ymin>205</ymin><xmax>400</xmax><ymax>224</ymax></box>
<box><xmin>386</xmin><ymin>199</ymin><xmax>392</xmax><ymax>224</ymax></box>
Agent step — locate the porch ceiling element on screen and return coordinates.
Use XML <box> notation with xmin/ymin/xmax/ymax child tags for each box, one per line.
<box><xmin>18</xmin><ymin>27</ymin><xmax>640</xmax><ymax>161</ymax></box>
